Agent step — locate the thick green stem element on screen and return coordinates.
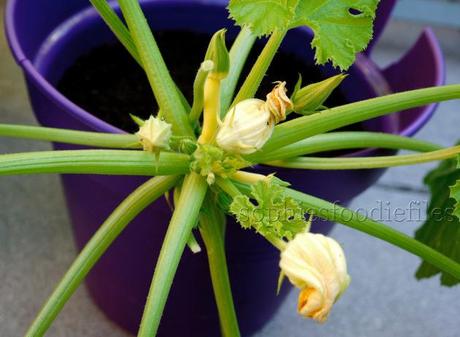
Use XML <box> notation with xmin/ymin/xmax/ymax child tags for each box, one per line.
<box><xmin>25</xmin><ymin>176</ymin><xmax>179</xmax><ymax>337</ymax></box>
<box><xmin>0</xmin><ymin>124</ymin><xmax>140</xmax><ymax>148</ymax></box>
<box><xmin>250</xmin><ymin>85</ymin><xmax>460</xmax><ymax>158</ymax></box>
<box><xmin>118</xmin><ymin>0</ymin><xmax>194</xmax><ymax>138</ymax></box>
<box><xmin>220</xmin><ymin>26</ymin><xmax>256</xmax><ymax>116</ymax></box>
<box><xmin>199</xmin><ymin>198</ymin><xmax>241</xmax><ymax>337</ymax></box>
<box><xmin>251</xmin><ymin>131</ymin><xmax>442</xmax><ymax>163</ymax></box>
<box><xmin>267</xmin><ymin>145</ymin><xmax>460</xmax><ymax>170</ymax></box>
<box><xmin>216</xmin><ymin>176</ymin><xmax>243</xmax><ymax>199</ymax></box>
<box><xmin>90</xmin><ymin>0</ymin><xmax>140</xmax><ymax>64</ymax></box>
<box><xmin>0</xmin><ymin>150</ymin><xmax>190</xmax><ymax>176</ymax></box>
<box><xmin>232</xmin><ymin>30</ymin><xmax>286</xmax><ymax>106</ymax></box>
<box><xmin>138</xmin><ymin>173</ymin><xmax>207</xmax><ymax>337</ymax></box>
<box><xmin>284</xmin><ymin>188</ymin><xmax>460</xmax><ymax>282</ymax></box>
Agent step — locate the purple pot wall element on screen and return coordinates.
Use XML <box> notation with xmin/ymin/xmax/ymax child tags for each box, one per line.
<box><xmin>4</xmin><ymin>0</ymin><xmax>444</xmax><ymax>336</ymax></box>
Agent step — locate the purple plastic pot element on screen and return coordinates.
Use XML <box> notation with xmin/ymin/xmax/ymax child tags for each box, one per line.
<box><xmin>5</xmin><ymin>0</ymin><xmax>444</xmax><ymax>336</ymax></box>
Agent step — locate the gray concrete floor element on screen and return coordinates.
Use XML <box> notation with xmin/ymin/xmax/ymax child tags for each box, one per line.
<box><xmin>1</xmin><ymin>2</ymin><xmax>460</xmax><ymax>336</ymax></box>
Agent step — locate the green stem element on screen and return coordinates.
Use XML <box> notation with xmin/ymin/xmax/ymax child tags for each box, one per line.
<box><xmin>0</xmin><ymin>124</ymin><xmax>140</xmax><ymax>148</ymax></box>
<box><xmin>251</xmin><ymin>131</ymin><xmax>442</xmax><ymax>162</ymax></box>
<box><xmin>0</xmin><ymin>150</ymin><xmax>190</xmax><ymax>176</ymax></box>
<box><xmin>90</xmin><ymin>0</ymin><xmax>140</xmax><ymax>64</ymax></box>
<box><xmin>220</xmin><ymin>26</ymin><xmax>256</xmax><ymax>116</ymax></box>
<box><xmin>265</xmin><ymin>234</ymin><xmax>287</xmax><ymax>251</ymax></box>
<box><xmin>216</xmin><ymin>176</ymin><xmax>243</xmax><ymax>199</ymax></box>
<box><xmin>25</xmin><ymin>176</ymin><xmax>179</xmax><ymax>337</ymax></box>
<box><xmin>251</xmin><ymin>84</ymin><xmax>460</xmax><ymax>157</ymax></box>
<box><xmin>232</xmin><ymin>30</ymin><xmax>286</xmax><ymax>106</ymax></box>
<box><xmin>284</xmin><ymin>188</ymin><xmax>460</xmax><ymax>282</ymax></box>
<box><xmin>199</xmin><ymin>198</ymin><xmax>241</xmax><ymax>337</ymax></box>
<box><xmin>267</xmin><ymin>145</ymin><xmax>460</xmax><ymax>170</ymax></box>
<box><xmin>138</xmin><ymin>173</ymin><xmax>207</xmax><ymax>337</ymax></box>
<box><xmin>118</xmin><ymin>0</ymin><xmax>194</xmax><ymax>138</ymax></box>
<box><xmin>190</xmin><ymin>61</ymin><xmax>214</xmax><ymax>123</ymax></box>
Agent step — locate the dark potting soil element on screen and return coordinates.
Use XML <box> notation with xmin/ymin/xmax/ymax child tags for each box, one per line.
<box><xmin>57</xmin><ymin>30</ymin><xmax>357</xmax><ymax>134</ymax></box>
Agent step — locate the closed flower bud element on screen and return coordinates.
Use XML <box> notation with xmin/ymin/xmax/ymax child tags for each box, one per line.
<box><xmin>265</xmin><ymin>81</ymin><xmax>293</xmax><ymax>124</ymax></box>
<box><xmin>216</xmin><ymin>99</ymin><xmax>274</xmax><ymax>154</ymax></box>
<box><xmin>136</xmin><ymin>115</ymin><xmax>172</xmax><ymax>152</ymax></box>
<box><xmin>280</xmin><ymin>233</ymin><xmax>350</xmax><ymax>323</ymax></box>
<box><xmin>205</xmin><ymin>29</ymin><xmax>230</xmax><ymax>80</ymax></box>
<box><xmin>292</xmin><ymin>74</ymin><xmax>347</xmax><ymax>114</ymax></box>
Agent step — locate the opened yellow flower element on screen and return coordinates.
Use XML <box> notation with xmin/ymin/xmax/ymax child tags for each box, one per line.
<box><xmin>280</xmin><ymin>233</ymin><xmax>350</xmax><ymax>323</ymax></box>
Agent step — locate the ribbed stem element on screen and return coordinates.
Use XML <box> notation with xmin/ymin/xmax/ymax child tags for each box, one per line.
<box><xmin>251</xmin><ymin>85</ymin><xmax>460</xmax><ymax>157</ymax></box>
<box><xmin>25</xmin><ymin>176</ymin><xmax>179</xmax><ymax>337</ymax></box>
<box><xmin>251</xmin><ymin>131</ymin><xmax>442</xmax><ymax>162</ymax></box>
<box><xmin>232</xmin><ymin>30</ymin><xmax>286</xmax><ymax>105</ymax></box>
<box><xmin>220</xmin><ymin>26</ymin><xmax>256</xmax><ymax>116</ymax></box>
<box><xmin>267</xmin><ymin>145</ymin><xmax>460</xmax><ymax>170</ymax></box>
<box><xmin>199</xmin><ymin>199</ymin><xmax>241</xmax><ymax>337</ymax></box>
<box><xmin>0</xmin><ymin>124</ymin><xmax>139</xmax><ymax>148</ymax></box>
<box><xmin>138</xmin><ymin>173</ymin><xmax>207</xmax><ymax>337</ymax></box>
<box><xmin>118</xmin><ymin>0</ymin><xmax>194</xmax><ymax>137</ymax></box>
<box><xmin>89</xmin><ymin>0</ymin><xmax>140</xmax><ymax>63</ymax></box>
<box><xmin>0</xmin><ymin>150</ymin><xmax>190</xmax><ymax>176</ymax></box>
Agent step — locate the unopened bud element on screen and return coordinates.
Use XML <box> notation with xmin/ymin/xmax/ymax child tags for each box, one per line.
<box><xmin>136</xmin><ymin>115</ymin><xmax>172</xmax><ymax>152</ymax></box>
<box><xmin>217</xmin><ymin>99</ymin><xmax>274</xmax><ymax>154</ymax></box>
<box><xmin>205</xmin><ymin>29</ymin><xmax>230</xmax><ymax>80</ymax></box>
<box><xmin>292</xmin><ymin>74</ymin><xmax>347</xmax><ymax>114</ymax></box>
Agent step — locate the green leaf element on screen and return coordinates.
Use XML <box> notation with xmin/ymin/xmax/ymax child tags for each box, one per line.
<box><xmin>229</xmin><ymin>176</ymin><xmax>308</xmax><ymax>240</ymax></box>
<box><xmin>228</xmin><ymin>0</ymin><xmax>379</xmax><ymax>70</ymax></box>
<box><xmin>450</xmin><ymin>172</ymin><xmax>460</xmax><ymax>221</ymax></box>
<box><xmin>228</xmin><ymin>0</ymin><xmax>300</xmax><ymax>36</ymax></box>
<box><xmin>414</xmin><ymin>155</ymin><xmax>460</xmax><ymax>286</ymax></box>
<box><xmin>291</xmin><ymin>0</ymin><xmax>379</xmax><ymax>69</ymax></box>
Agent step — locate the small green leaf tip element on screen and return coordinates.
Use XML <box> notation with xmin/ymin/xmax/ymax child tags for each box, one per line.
<box><xmin>130</xmin><ymin>113</ymin><xmax>146</xmax><ymax>127</ymax></box>
<box><xmin>291</xmin><ymin>74</ymin><xmax>347</xmax><ymax>115</ymax></box>
<box><xmin>229</xmin><ymin>176</ymin><xmax>309</xmax><ymax>240</ymax></box>
<box><xmin>414</xmin><ymin>153</ymin><xmax>460</xmax><ymax>286</ymax></box>
<box><xmin>205</xmin><ymin>29</ymin><xmax>230</xmax><ymax>80</ymax></box>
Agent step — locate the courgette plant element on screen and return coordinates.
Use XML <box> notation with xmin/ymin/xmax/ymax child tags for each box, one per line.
<box><xmin>2</xmin><ymin>0</ymin><xmax>460</xmax><ymax>336</ymax></box>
